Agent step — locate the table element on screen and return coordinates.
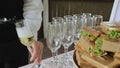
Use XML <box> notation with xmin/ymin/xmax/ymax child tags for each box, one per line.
<box><xmin>19</xmin><ymin>50</ymin><xmax>78</xmax><ymax>68</ymax></box>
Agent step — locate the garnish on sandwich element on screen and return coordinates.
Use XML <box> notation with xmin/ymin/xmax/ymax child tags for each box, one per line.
<box><xmin>81</xmin><ymin>26</ymin><xmax>100</xmax><ymax>42</ymax></box>
<box><xmin>89</xmin><ymin>37</ymin><xmax>105</xmax><ymax>56</ymax></box>
<box><xmin>100</xmin><ymin>22</ymin><xmax>120</xmax><ymax>39</ymax></box>
<box><xmin>107</xmin><ymin>30</ymin><xmax>120</xmax><ymax>39</ymax></box>
<box><xmin>81</xmin><ymin>31</ymin><xmax>95</xmax><ymax>39</ymax></box>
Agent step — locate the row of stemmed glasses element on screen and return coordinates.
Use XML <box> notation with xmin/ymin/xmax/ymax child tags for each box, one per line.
<box><xmin>46</xmin><ymin>13</ymin><xmax>103</xmax><ymax>68</ymax></box>
<box><xmin>47</xmin><ymin>14</ymin><xmax>82</xmax><ymax>68</ymax></box>
<box><xmin>46</xmin><ymin>15</ymin><xmax>75</xmax><ymax>68</ymax></box>
<box><xmin>74</xmin><ymin>13</ymin><xmax>103</xmax><ymax>42</ymax></box>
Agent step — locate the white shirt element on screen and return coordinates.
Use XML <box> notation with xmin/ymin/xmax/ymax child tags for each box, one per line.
<box><xmin>23</xmin><ymin>0</ymin><xmax>43</xmax><ymax>40</ymax></box>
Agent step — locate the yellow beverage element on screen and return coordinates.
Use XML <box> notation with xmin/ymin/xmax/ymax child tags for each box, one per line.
<box><xmin>19</xmin><ymin>36</ymin><xmax>34</xmax><ymax>46</ymax></box>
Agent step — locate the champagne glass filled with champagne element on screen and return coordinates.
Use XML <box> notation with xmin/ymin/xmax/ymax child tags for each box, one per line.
<box><xmin>15</xmin><ymin>19</ymin><xmax>41</xmax><ymax>68</ymax></box>
<box><xmin>15</xmin><ymin>20</ymin><xmax>34</xmax><ymax>47</ymax></box>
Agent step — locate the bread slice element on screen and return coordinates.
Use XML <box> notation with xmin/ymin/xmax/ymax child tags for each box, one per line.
<box><xmin>75</xmin><ymin>50</ymin><xmax>96</xmax><ymax>68</ymax></box>
<box><xmin>101</xmin><ymin>34</ymin><xmax>120</xmax><ymax>53</ymax></box>
<box><xmin>100</xmin><ymin>22</ymin><xmax>120</xmax><ymax>34</ymax></box>
<box><xmin>81</xmin><ymin>52</ymin><xmax>118</xmax><ymax>68</ymax></box>
<box><xmin>78</xmin><ymin>36</ymin><xmax>94</xmax><ymax>53</ymax></box>
<box><xmin>79</xmin><ymin>36</ymin><xmax>104</xmax><ymax>57</ymax></box>
<box><xmin>74</xmin><ymin>41</ymin><xmax>84</xmax><ymax>51</ymax></box>
<box><xmin>81</xmin><ymin>26</ymin><xmax>101</xmax><ymax>41</ymax></box>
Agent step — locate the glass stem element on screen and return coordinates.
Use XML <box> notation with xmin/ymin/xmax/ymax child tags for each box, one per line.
<box><xmin>52</xmin><ymin>50</ymin><xmax>58</xmax><ymax>62</ymax></box>
<box><xmin>64</xmin><ymin>45</ymin><xmax>69</xmax><ymax>60</ymax></box>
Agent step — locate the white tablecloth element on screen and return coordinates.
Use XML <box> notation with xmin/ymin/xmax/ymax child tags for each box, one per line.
<box><xmin>19</xmin><ymin>50</ymin><xmax>78</xmax><ymax>68</ymax></box>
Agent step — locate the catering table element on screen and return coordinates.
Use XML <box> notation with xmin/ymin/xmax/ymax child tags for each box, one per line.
<box><xmin>19</xmin><ymin>50</ymin><xmax>78</xmax><ymax>68</ymax></box>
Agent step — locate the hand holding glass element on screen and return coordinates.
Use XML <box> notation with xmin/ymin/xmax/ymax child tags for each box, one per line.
<box><xmin>15</xmin><ymin>20</ymin><xmax>41</xmax><ymax>68</ymax></box>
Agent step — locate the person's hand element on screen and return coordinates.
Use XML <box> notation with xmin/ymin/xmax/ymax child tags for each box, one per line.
<box><xmin>27</xmin><ymin>41</ymin><xmax>43</xmax><ymax>64</ymax></box>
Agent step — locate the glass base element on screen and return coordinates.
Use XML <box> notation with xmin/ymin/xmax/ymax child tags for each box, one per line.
<box><xmin>60</xmin><ymin>56</ymin><xmax>74</xmax><ymax>68</ymax></box>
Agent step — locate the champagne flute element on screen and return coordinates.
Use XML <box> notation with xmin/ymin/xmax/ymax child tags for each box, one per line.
<box><xmin>82</xmin><ymin>13</ymin><xmax>92</xmax><ymax>28</ymax></box>
<box><xmin>52</xmin><ymin>17</ymin><xmax>63</xmax><ymax>40</ymax></box>
<box><xmin>46</xmin><ymin>22</ymin><xmax>61</xmax><ymax>64</ymax></box>
<box><xmin>92</xmin><ymin>15</ymin><xmax>103</xmax><ymax>27</ymax></box>
<box><xmin>15</xmin><ymin>20</ymin><xmax>34</xmax><ymax>47</ymax></box>
<box><xmin>15</xmin><ymin>19</ymin><xmax>41</xmax><ymax>68</ymax></box>
<box><xmin>60</xmin><ymin>15</ymin><xmax>75</xmax><ymax>68</ymax></box>
<box><xmin>61</xmin><ymin>15</ymin><xmax>74</xmax><ymax>60</ymax></box>
<box><xmin>72</xmin><ymin>14</ymin><xmax>83</xmax><ymax>44</ymax></box>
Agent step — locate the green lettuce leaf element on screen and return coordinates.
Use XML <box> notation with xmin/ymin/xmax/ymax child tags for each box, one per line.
<box><xmin>89</xmin><ymin>37</ymin><xmax>104</xmax><ymax>56</ymax></box>
<box><xmin>107</xmin><ymin>30</ymin><xmax>120</xmax><ymax>39</ymax></box>
<box><xmin>81</xmin><ymin>31</ymin><xmax>95</xmax><ymax>39</ymax></box>
<box><xmin>95</xmin><ymin>37</ymin><xmax>103</xmax><ymax>49</ymax></box>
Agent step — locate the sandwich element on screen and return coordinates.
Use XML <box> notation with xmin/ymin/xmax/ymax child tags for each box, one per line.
<box><xmin>81</xmin><ymin>26</ymin><xmax>101</xmax><ymax>42</ymax></box>
<box><xmin>99</xmin><ymin>22</ymin><xmax>120</xmax><ymax>53</ymax></box>
<box><xmin>100</xmin><ymin>22</ymin><xmax>120</xmax><ymax>39</ymax></box>
<box><xmin>77</xmin><ymin>36</ymin><xmax>105</xmax><ymax>57</ymax></box>
<box><xmin>80</xmin><ymin>26</ymin><xmax>105</xmax><ymax>56</ymax></box>
<box><xmin>75</xmin><ymin>36</ymin><xmax>119</xmax><ymax>68</ymax></box>
<box><xmin>73</xmin><ymin>22</ymin><xmax>120</xmax><ymax>68</ymax></box>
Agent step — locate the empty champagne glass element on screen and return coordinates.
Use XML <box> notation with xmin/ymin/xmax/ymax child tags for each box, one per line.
<box><xmin>52</xmin><ymin>17</ymin><xmax>63</xmax><ymax>23</ymax></box>
<box><xmin>82</xmin><ymin>13</ymin><xmax>92</xmax><ymax>28</ymax></box>
<box><xmin>46</xmin><ymin>22</ymin><xmax>61</xmax><ymax>64</ymax></box>
<box><xmin>52</xmin><ymin>17</ymin><xmax>63</xmax><ymax>40</ymax></box>
<box><xmin>60</xmin><ymin>15</ymin><xmax>75</xmax><ymax>68</ymax></box>
<box><xmin>72</xmin><ymin>14</ymin><xmax>83</xmax><ymax>44</ymax></box>
<box><xmin>62</xmin><ymin>15</ymin><xmax>75</xmax><ymax>59</ymax></box>
<box><xmin>92</xmin><ymin>15</ymin><xmax>103</xmax><ymax>27</ymax></box>
<box><xmin>15</xmin><ymin>19</ymin><xmax>41</xmax><ymax>68</ymax></box>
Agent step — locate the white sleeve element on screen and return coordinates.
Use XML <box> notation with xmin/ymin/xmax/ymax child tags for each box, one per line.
<box><xmin>23</xmin><ymin>0</ymin><xmax>43</xmax><ymax>40</ymax></box>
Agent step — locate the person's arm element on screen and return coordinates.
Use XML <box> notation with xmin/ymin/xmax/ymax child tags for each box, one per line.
<box><xmin>23</xmin><ymin>0</ymin><xmax>43</xmax><ymax>40</ymax></box>
<box><xmin>23</xmin><ymin>0</ymin><xmax>43</xmax><ymax>64</ymax></box>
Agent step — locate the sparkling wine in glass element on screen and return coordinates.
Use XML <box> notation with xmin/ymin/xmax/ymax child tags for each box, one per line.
<box><xmin>15</xmin><ymin>20</ymin><xmax>34</xmax><ymax>47</ymax></box>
